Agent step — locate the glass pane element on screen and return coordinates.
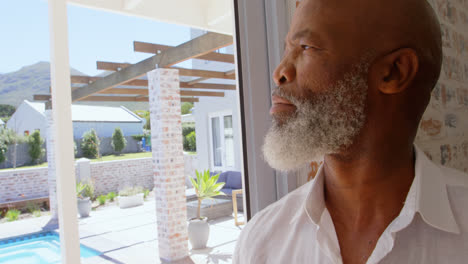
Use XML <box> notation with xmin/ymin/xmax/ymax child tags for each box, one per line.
<box><xmin>224</xmin><ymin>115</ymin><xmax>235</xmax><ymax>167</ymax></box>
<box><xmin>212</xmin><ymin>117</ymin><xmax>222</xmax><ymax>167</ymax></box>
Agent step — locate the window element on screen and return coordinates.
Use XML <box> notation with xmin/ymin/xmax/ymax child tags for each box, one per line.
<box><xmin>208</xmin><ymin>111</ymin><xmax>235</xmax><ymax>171</ymax></box>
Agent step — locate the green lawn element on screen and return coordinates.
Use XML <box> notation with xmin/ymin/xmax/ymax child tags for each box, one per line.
<box><xmin>90</xmin><ymin>152</ymin><xmax>152</xmax><ymax>162</ymax></box>
<box><xmin>0</xmin><ymin>151</ymin><xmax>199</xmax><ymax>171</ymax></box>
<box><xmin>0</xmin><ymin>152</ymin><xmax>153</xmax><ymax>171</ymax></box>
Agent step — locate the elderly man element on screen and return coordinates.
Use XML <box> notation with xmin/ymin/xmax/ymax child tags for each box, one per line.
<box><xmin>234</xmin><ymin>0</ymin><xmax>468</xmax><ymax>263</ymax></box>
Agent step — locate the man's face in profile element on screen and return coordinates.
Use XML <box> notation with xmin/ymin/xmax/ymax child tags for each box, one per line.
<box><xmin>262</xmin><ymin>1</ymin><xmax>371</xmax><ymax>171</ymax></box>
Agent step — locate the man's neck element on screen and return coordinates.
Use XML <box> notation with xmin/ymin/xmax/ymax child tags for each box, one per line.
<box><xmin>323</xmin><ymin>144</ymin><xmax>415</xmax><ymax>229</ymax></box>
<box><xmin>322</xmin><ymin>143</ymin><xmax>416</xmax><ymax>264</ymax></box>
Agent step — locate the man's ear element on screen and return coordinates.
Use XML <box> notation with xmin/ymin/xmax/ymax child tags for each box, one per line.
<box><xmin>369</xmin><ymin>48</ymin><xmax>419</xmax><ymax>94</ymax></box>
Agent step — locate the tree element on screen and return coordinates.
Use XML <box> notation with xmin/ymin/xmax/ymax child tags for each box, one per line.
<box><xmin>81</xmin><ymin>129</ymin><xmax>100</xmax><ymax>159</ymax></box>
<box><xmin>0</xmin><ymin>104</ymin><xmax>15</xmax><ymax>119</ymax></box>
<box><xmin>186</xmin><ymin>131</ymin><xmax>197</xmax><ymax>152</ymax></box>
<box><xmin>111</xmin><ymin>127</ymin><xmax>127</xmax><ymax>155</ymax></box>
<box><xmin>134</xmin><ymin>110</ymin><xmax>150</xmax><ymax>130</ymax></box>
<box><xmin>0</xmin><ymin>128</ymin><xmax>26</xmax><ymax>167</ymax></box>
<box><xmin>28</xmin><ymin>130</ymin><xmax>45</xmax><ymax>164</ymax></box>
<box><xmin>0</xmin><ymin>140</ymin><xmax>7</xmax><ymax>163</ymax></box>
<box><xmin>181</xmin><ymin>102</ymin><xmax>194</xmax><ymax>115</ymax></box>
<box><xmin>182</xmin><ymin>126</ymin><xmax>195</xmax><ymax>151</ymax></box>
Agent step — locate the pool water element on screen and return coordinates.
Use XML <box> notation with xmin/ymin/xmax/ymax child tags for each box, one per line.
<box><xmin>0</xmin><ymin>232</ymin><xmax>101</xmax><ymax>264</ymax></box>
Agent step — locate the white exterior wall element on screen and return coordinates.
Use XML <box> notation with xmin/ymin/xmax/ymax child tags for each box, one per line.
<box><xmin>7</xmin><ymin>101</ymin><xmax>47</xmax><ymax>137</ymax></box>
<box><xmin>194</xmin><ymin>90</ymin><xmax>242</xmax><ymax>172</ymax></box>
<box><xmin>73</xmin><ymin>121</ymin><xmax>143</xmax><ymax>139</ymax></box>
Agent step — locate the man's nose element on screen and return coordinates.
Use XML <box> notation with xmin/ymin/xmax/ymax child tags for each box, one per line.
<box><xmin>273</xmin><ymin>59</ymin><xmax>296</xmax><ymax>86</ymax></box>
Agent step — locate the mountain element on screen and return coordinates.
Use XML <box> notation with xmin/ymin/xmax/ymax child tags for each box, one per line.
<box><xmin>0</xmin><ymin>62</ymin><xmax>149</xmax><ymax>111</ymax></box>
<box><xmin>0</xmin><ymin>62</ymin><xmax>85</xmax><ymax>107</ymax></box>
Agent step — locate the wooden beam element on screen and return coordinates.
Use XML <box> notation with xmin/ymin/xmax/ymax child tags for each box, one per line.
<box><xmin>34</xmin><ymin>94</ymin><xmax>52</xmax><ymax>101</ymax></box>
<box><xmin>96</xmin><ymin>61</ymin><xmax>131</xmax><ymax>71</ymax></box>
<box><xmin>187</xmin><ymin>77</ymin><xmax>209</xmax><ymax>85</ymax></box>
<box><xmin>34</xmin><ymin>94</ymin><xmax>201</xmax><ymax>102</ymax></box>
<box><xmin>134</xmin><ymin>41</ymin><xmax>235</xmax><ymax>63</ymax></box>
<box><xmin>180</xmin><ymin>83</ymin><xmax>237</xmax><ymax>90</ymax></box>
<box><xmin>72</xmin><ymin>32</ymin><xmax>232</xmax><ymax>102</ymax></box>
<box><xmin>96</xmin><ymin>62</ymin><xmax>235</xmax><ymax>80</ymax></box>
<box><xmin>197</xmin><ymin>52</ymin><xmax>234</xmax><ymax>64</ymax></box>
<box><xmin>181</xmin><ymin>91</ymin><xmax>224</xmax><ymax>97</ymax></box>
<box><xmin>96</xmin><ymin>89</ymin><xmax>224</xmax><ymax>97</ymax></box>
<box><xmin>98</xmin><ymin>88</ymin><xmax>147</xmax><ymax>95</ymax></box>
<box><xmin>71</xmin><ymin>75</ymin><xmax>99</xmax><ymax>84</ymax></box>
<box><xmin>225</xmin><ymin>69</ymin><xmax>236</xmax><ymax>76</ymax></box>
<box><xmin>181</xmin><ymin>97</ymin><xmax>199</xmax><ymax>103</ymax></box>
<box><xmin>133</xmin><ymin>41</ymin><xmax>170</xmax><ymax>54</ymax></box>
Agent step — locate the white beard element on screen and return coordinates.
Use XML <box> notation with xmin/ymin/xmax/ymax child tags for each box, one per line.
<box><xmin>262</xmin><ymin>68</ymin><xmax>368</xmax><ymax>171</ymax></box>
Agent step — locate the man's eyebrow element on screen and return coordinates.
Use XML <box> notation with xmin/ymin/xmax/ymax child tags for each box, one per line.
<box><xmin>290</xmin><ymin>29</ymin><xmax>323</xmax><ymax>42</ymax></box>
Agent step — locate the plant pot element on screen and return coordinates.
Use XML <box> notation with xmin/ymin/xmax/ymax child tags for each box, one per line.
<box><xmin>118</xmin><ymin>193</ymin><xmax>144</xmax><ymax>209</ymax></box>
<box><xmin>188</xmin><ymin>218</ymin><xmax>210</xmax><ymax>249</ymax></box>
<box><xmin>77</xmin><ymin>197</ymin><xmax>92</xmax><ymax>218</ymax></box>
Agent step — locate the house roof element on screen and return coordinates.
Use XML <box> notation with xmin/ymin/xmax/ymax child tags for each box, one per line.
<box><xmin>25</xmin><ymin>100</ymin><xmax>142</xmax><ymax>123</ymax></box>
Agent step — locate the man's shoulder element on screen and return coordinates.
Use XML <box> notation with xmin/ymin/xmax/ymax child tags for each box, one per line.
<box><xmin>233</xmin><ymin>179</ymin><xmax>314</xmax><ymax>263</ymax></box>
<box><xmin>249</xmin><ymin>178</ymin><xmax>313</xmax><ymax>226</ymax></box>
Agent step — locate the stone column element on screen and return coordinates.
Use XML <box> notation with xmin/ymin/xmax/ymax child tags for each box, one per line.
<box><xmin>147</xmin><ymin>68</ymin><xmax>189</xmax><ymax>262</ymax></box>
<box><xmin>45</xmin><ymin>108</ymin><xmax>58</xmax><ymax>223</ymax></box>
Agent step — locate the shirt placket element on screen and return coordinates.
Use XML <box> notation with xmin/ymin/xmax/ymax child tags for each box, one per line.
<box><xmin>316</xmin><ymin>209</ymin><xmax>343</xmax><ymax>264</ymax></box>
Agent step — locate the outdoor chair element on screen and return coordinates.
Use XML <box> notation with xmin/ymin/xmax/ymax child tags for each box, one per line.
<box><xmin>215</xmin><ymin>170</ymin><xmax>244</xmax><ymax>225</ymax></box>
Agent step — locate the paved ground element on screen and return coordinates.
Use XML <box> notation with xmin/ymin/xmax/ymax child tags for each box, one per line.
<box><xmin>0</xmin><ymin>199</ymin><xmax>244</xmax><ymax>264</ymax></box>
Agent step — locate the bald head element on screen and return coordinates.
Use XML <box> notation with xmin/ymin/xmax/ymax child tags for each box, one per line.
<box><xmin>292</xmin><ymin>0</ymin><xmax>442</xmax><ymax>91</ymax></box>
<box><xmin>359</xmin><ymin>0</ymin><xmax>442</xmax><ymax>91</ymax></box>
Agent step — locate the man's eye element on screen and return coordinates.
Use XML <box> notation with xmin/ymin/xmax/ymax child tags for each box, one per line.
<box><xmin>301</xmin><ymin>45</ymin><xmax>319</xmax><ymax>51</ymax></box>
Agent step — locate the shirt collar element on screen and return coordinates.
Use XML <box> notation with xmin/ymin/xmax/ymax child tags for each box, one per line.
<box><xmin>412</xmin><ymin>145</ymin><xmax>460</xmax><ymax>234</ymax></box>
<box><xmin>291</xmin><ymin>146</ymin><xmax>460</xmax><ymax>234</ymax></box>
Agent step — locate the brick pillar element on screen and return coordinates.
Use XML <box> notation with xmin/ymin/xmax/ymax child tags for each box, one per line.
<box><xmin>45</xmin><ymin>109</ymin><xmax>58</xmax><ymax>222</ymax></box>
<box><xmin>147</xmin><ymin>68</ymin><xmax>189</xmax><ymax>262</ymax></box>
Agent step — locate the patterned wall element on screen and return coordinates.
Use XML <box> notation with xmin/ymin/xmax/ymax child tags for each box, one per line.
<box><xmin>416</xmin><ymin>0</ymin><xmax>468</xmax><ymax>173</ymax></box>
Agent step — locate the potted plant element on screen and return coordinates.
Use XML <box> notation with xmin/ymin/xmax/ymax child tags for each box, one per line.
<box><xmin>76</xmin><ymin>181</ymin><xmax>94</xmax><ymax>218</ymax></box>
<box><xmin>188</xmin><ymin>170</ymin><xmax>225</xmax><ymax>249</ymax></box>
<box><xmin>118</xmin><ymin>186</ymin><xmax>144</xmax><ymax>209</ymax></box>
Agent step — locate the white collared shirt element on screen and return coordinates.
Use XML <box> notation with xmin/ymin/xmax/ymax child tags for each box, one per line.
<box><xmin>234</xmin><ymin>146</ymin><xmax>468</xmax><ymax>264</ymax></box>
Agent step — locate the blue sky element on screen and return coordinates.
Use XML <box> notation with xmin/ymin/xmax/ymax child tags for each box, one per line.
<box><xmin>0</xmin><ymin>0</ymin><xmax>191</xmax><ymax>76</ymax></box>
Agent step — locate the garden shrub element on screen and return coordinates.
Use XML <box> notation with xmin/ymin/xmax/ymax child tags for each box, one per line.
<box><xmin>28</xmin><ymin>130</ymin><xmax>45</xmax><ymax>164</ymax></box>
<box><xmin>0</xmin><ymin>128</ymin><xmax>26</xmax><ymax>164</ymax></box>
<box><xmin>186</xmin><ymin>131</ymin><xmax>196</xmax><ymax>152</ymax></box>
<box><xmin>143</xmin><ymin>189</ymin><xmax>150</xmax><ymax>199</ymax></box>
<box><xmin>6</xmin><ymin>209</ymin><xmax>20</xmax><ymax>222</ymax></box>
<box><xmin>182</xmin><ymin>126</ymin><xmax>196</xmax><ymax>151</ymax></box>
<box><xmin>111</xmin><ymin>127</ymin><xmax>127</xmax><ymax>154</ymax></box>
<box><xmin>33</xmin><ymin>210</ymin><xmax>41</xmax><ymax>217</ymax></box>
<box><xmin>81</xmin><ymin>129</ymin><xmax>100</xmax><ymax>159</ymax></box>
<box><xmin>181</xmin><ymin>102</ymin><xmax>194</xmax><ymax>115</ymax></box>
<box><xmin>97</xmin><ymin>195</ymin><xmax>107</xmax><ymax>205</ymax></box>
<box><xmin>106</xmin><ymin>192</ymin><xmax>117</xmax><ymax>202</ymax></box>
<box><xmin>0</xmin><ymin>140</ymin><xmax>7</xmax><ymax>163</ymax></box>
<box><xmin>26</xmin><ymin>202</ymin><xmax>40</xmax><ymax>214</ymax></box>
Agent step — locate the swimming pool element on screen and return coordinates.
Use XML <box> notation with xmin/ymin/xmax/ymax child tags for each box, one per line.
<box><xmin>0</xmin><ymin>232</ymin><xmax>101</xmax><ymax>264</ymax></box>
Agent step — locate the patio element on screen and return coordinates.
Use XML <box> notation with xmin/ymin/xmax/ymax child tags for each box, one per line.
<box><xmin>0</xmin><ymin>199</ymin><xmax>244</xmax><ymax>264</ymax></box>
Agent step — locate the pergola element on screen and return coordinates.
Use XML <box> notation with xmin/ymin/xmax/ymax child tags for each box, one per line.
<box><xmin>34</xmin><ymin>32</ymin><xmax>235</xmax><ymax>104</ymax></box>
<box><xmin>44</xmin><ymin>0</ymin><xmax>238</xmax><ymax>261</ymax></box>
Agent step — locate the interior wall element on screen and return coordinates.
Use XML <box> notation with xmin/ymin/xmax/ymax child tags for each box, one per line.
<box><xmin>416</xmin><ymin>0</ymin><xmax>468</xmax><ymax>173</ymax></box>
